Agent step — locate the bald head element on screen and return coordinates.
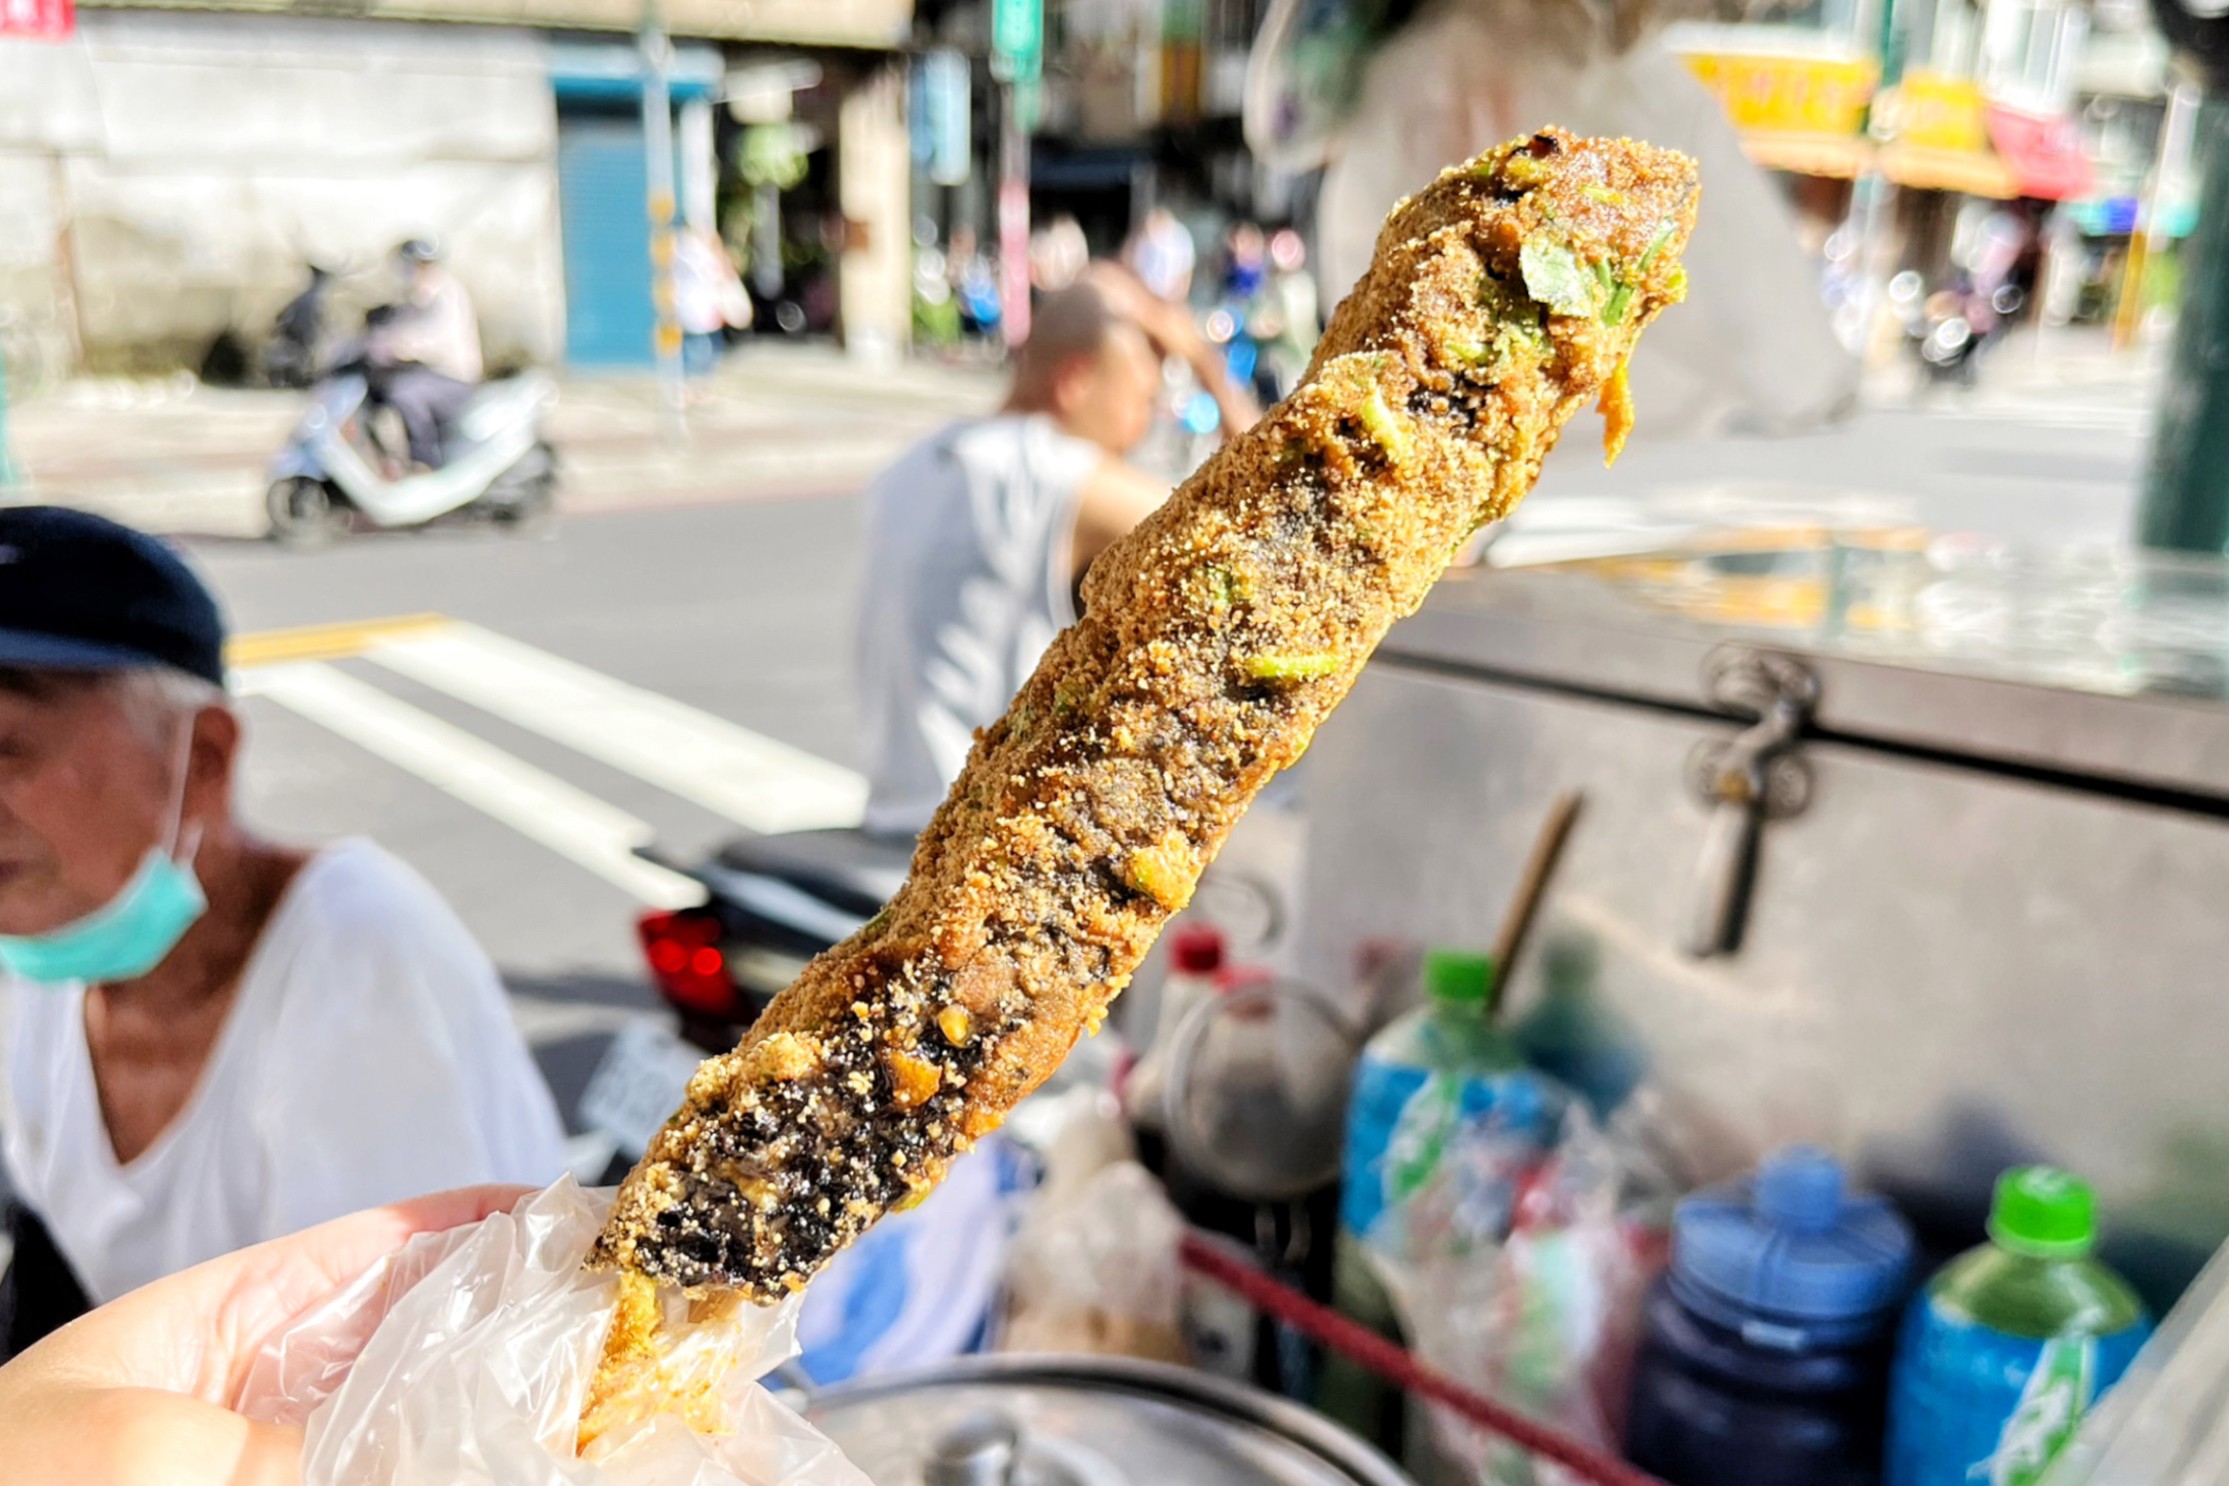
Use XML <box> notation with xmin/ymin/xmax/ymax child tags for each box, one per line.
<box><xmin>1007</xmin><ymin>282</ymin><xmax>1161</xmax><ymax>456</ymax></box>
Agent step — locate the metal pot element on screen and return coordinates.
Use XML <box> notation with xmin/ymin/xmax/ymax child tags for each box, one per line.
<box><xmin>802</xmin><ymin>1356</ymin><xmax>1414</xmax><ymax>1486</ymax></box>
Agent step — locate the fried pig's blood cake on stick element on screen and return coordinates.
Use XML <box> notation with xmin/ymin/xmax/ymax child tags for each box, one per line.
<box><xmin>591</xmin><ymin>129</ymin><xmax>1698</xmax><ymax>1309</ymax></box>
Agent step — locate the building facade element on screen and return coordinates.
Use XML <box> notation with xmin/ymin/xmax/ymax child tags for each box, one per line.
<box><xmin>0</xmin><ymin>0</ymin><xmax>913</xmax><ymax>383</ymax></box>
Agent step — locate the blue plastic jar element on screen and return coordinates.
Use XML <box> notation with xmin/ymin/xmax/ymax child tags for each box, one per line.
<box><xmin>1625</xmin><ymin>1147</ymin><xmax>1917</xmax><ymax>1486</ymax></box>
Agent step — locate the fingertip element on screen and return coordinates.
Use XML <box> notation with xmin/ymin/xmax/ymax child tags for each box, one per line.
<box><xmin>384</xmin><ymin>1183</ymin><xmax>536</xmax><ymax>1234</ymax></box>
<box><xmin>282</xmin><ymin>1183</ymin><xmax>534</xmax><ymax>1286</ymax></box>
<box><xmin>231</xmin><ymin>1415</ymin><xmax>311</xmax><ymax>1486</ymax></box>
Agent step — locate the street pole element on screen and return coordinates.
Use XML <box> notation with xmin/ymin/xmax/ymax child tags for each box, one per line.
<box><xmin>997</xmin><ymin>79</ymin><xmax>1031</xmax><ymax>350</ymax></box>
<box><xmin>641</xmin><ymin>3</ymin><xmax>687</xmax><ymax>445</ymax></box>
<box><xmin>2140</xmin><ymin>0</ymin><xmax>2229</xmax><ymax>551</ymax></box>
<box><xmin>2138</xmin><ymin>95</ymin><xmax>2229</xmax><ymax>552</ymax></box>
<box><xmin>1847</xmin><ymin>0</ymin><xmax>1905</xmax><ymax>362</ymax></box>
<box><xmin>2115</xmin><ymin>82</ymin><xmax>2196</xmax><ymax>350</ymax></box>
<box><xmin>991</xmin><ymin>0</ymin><xmax>1041</xmax><ymax>351</ymax></box>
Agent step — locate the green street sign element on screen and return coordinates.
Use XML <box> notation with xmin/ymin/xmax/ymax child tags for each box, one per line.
<box><xmin>992</xmin><ymin>0</ymin><xmax>1041</xmax><ymax>77</ymax></box>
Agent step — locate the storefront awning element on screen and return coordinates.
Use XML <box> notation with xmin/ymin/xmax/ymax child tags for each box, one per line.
<box><xmin>1877</xmin><ymin>143</ymin><xmax>2018</xmax><ymax>199</ymax></box>
<box><xmin>1675</xmin><ymin>42</ymin><xmax>1878</xmax><ymax>180</ymax></box>
<box><xmin>1984</xmin><ymin>105</ymin><xmax>2097</xmax><ymax>201</ymax></box>
<box><xmin>1740</xmin><ymin>130</ymin><xmax>1874</xmax><ymax>180</ymax></box>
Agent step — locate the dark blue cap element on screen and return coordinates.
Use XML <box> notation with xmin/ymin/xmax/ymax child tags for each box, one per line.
<box><xmin>0</xmin><ymin>507</ymin><xmax>227</xmax><ymax>687</ymax></box>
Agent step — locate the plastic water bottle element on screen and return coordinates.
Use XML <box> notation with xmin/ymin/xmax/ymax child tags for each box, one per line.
<box><xmin>1624</xmin><ymin>1146</ymin><xmax>1916</xmax><ymax>1486</ymax></box>
<box><xmin>1321</xmin><ymin>948</ymin><xmax>1560</xmax><ymax>1445</ymax></box>
<box><xmin>1125</xmin><ymin>924</ymin><xmax>1226</xmax><ymax>1137</ymax></box>
<box><xmin>1338</xmin><ymin>948</ymin><xmax>1555</xmax><ymax>1245</ymax></box>
<box><xmin>1885</xmin><ymin>1167</ymin><xmax>2151</xmax><ymax>1486</ymax></box>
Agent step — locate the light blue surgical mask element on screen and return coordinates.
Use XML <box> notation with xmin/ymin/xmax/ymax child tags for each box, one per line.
<box><xmin>0</xmin><ymin>731</ymin><xmax>207</xmax><ymax>987</ymax></box>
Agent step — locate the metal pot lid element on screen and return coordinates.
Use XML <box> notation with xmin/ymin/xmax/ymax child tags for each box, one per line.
<box><xmin>801</xmin><ymin>1356</ymin><xmax>1413</xmax><ymax>1486</ymax></box>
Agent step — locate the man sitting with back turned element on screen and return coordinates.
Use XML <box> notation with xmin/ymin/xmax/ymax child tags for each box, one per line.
<box><xmin>0</xmin><ymin>508</ymin><xmax>564</xmax><ymax>1355</ymax></box>
<box><xmin>857</xmin><ymin>267</ymin><xmax>1259</xmax><ymax>837</ymax></box>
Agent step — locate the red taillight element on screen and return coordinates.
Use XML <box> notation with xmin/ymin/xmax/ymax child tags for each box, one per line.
<box><xmin>637</xmin><ymin>908</ymin><xmax>740</xmax><ymax>1018</ymax></box>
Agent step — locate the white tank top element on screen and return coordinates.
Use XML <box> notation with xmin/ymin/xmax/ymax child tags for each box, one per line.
<box><xmin>856</xmin><ymin>415</ymin><xmax>1103</xmax><ymax>837</ymax></box>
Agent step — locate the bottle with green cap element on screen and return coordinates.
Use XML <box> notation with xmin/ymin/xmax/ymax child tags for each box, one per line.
<box><xmin>1885</xmin><ymin>1166</ymin><xmax>2152</xmax><ymax>1486</ymax></box>
<box><xmin>1336</xmin><ymin>948</ymin><xmax>1564</xmax><ymax>1251</ymax></box>
<box><xmin>1322</xmin><ymin>948</ymin><xmax>1570</xmax><ymax>1443</ymax></box>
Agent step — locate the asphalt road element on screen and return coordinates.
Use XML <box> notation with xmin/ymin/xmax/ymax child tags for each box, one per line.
<box><xmin>1508</xmin><ymin>354</ymin><xmax>2154</xmax><ymax>555</ymax></box>
<box><xmin>184</xmin><ymin>367</ymin><xmax>2156</xmax><ymax>1139</ymax></box>
<box><xmin>197</xmin><ymin>493</ymin><xmax>867</xmax><ymax>1136</ymax></box>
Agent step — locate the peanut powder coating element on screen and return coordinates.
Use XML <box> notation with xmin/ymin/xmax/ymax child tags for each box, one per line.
<box><xmin>592</xmin><ymin>129</ymin><xmax>1699</xmax><ymax>1298</ymax></box>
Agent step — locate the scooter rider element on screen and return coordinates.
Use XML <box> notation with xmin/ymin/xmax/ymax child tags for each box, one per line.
<box><xmin>368</xmin><ymin>239</ymin><xmax>483</xmax><ymax>470</ymax></box>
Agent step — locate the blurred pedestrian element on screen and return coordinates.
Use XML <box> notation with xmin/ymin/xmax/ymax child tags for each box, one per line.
<box><xmin>1221</xmin><ymin>221</ymin><xmax>1268</xmax><ymax>303</ymax></box>
<box><xmin>674</xmin><ymin>226</ymin><xmax>751</xmax><ymax>379</ymax></box>
<box><xmin>1248</xmin><ymin>228</ymin><xmax>1321</xmax><ymax>402</ymax></box>
<box><xmin>1124</xmin><ymin>206</ymin><xmax>1198</xmax><ymax>303</ymax></box>
<box><xmin>0</xmin><ymin>510</ymin><xmax>566</xmax><ymax>1360</ymax></box>
<box><xmin>948</xmin><ymin>226</ymin><xmax>1001</xmax><ymax>339</ymax></box>
<box><xmin>366</xmin><ymin>239</ymin><xmax>482</xmax><ymax>469</ymax></box>
<box><xmin>1029</xmin><ymin>213</ymin><xmax>1090</xmax><ymax>293</ymax></box>
<box><xmin>856</xmin><ymin>267</ymin><xmax>1258</xmax><ymax>836</ymax></box>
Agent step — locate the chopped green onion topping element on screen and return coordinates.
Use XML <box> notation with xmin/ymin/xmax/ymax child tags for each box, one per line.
<box><xmin>1497</xmin><ymin>153</ymin><xmax>1553</xmax><ymax>191</ymax></box>
<box><xmin>1519</xmin><ymin>238</ymin><xmax>1599</xmax><ymax>318</ymax></box>
<box><xmin>1357</xmin><ymin>388</ymin><xmax>1412</xmax><ymax>465</ymax></box>
<box><xmin>1581</xmin><ymin>184</ymin><xmax>1628</xmax><ymax>206</ymax></box>
<box><xmin>1244</xmin><ymin>652</ymin><xmax>1342</xmax><ymax>683</ymax></box>
<box><xmin>1637</xmin><ymin>219</ymin><xmax>1678</xmax><ymax>275</ymax></box>
<box><xmin>1201</xmin><ymin>563</ymin><xmax>1247</xmax><ymax>609</ymax></box>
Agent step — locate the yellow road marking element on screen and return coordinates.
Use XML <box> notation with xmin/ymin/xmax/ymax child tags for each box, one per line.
<box><xmin>226</xmin><ymin>613</ymin><xmax>451</xmax><ymax>671</ymax></box>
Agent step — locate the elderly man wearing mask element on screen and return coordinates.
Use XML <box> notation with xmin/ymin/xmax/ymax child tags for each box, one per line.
<box><xmin>0</xmin><ymin>509</ymin><xmax>564</xmax><ymax>1357</ymax></box>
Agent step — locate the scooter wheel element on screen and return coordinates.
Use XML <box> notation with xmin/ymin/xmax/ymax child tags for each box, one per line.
<box><xmin>491</xmin><ymin>477</ymin><xmax>556</xmax><ymax>538</ymax></box>
<box><xmin>267</xmin><ymin>477</ymin><xmax>344</xmax><ymax>549</ymax></box>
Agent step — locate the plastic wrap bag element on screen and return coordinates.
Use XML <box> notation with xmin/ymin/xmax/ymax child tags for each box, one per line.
<box><xmin>999</xmin><ymin>1155</ymin><xmax>1190</xmax><ymax>1364</ymax></box>
<box><xmin>234</xmin><ymin>1178</ymin><xmax>869</xmax><ymax>1486</ymax></box>
<box><xmin>992</xmin><ymin>1087</ymin><xmax>1196</xmax><ymax>1362</ymax></box>
<box><xmin>1364</xmin><ymin>1107</ymin><xmax>1660</xmax><ymax>1486</ymax></box>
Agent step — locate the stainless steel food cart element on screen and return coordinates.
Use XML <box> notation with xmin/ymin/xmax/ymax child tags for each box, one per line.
<box><xmin>1299</xmin><ymin>538</ymin><xmax>2229</xmax><ymax>1304</ymax></box>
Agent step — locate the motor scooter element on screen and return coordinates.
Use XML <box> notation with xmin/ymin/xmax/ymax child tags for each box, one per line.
<box><xmin>265</xmin><ymin>348</ymin><xmax>559</xmax><ymax>547</ymax></box>
<box><xmin>262</xmin><ymin>266</ymin><xmax>331</xmax><ymax>390</ymax></box>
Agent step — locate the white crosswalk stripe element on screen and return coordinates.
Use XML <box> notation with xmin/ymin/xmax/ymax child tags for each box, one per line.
<box><xmin>1950</xmin><ymin>405</ymin><xmax>2151</xmax><ymax>432</ymax></box>
<box><xmin>364</xmin><ymin>621</ymin><xmax>867</xmax><ymax>835</ymax></box>
<box><xmin>238</xmin><ymin>661</ymin><xmax>705</xmax><ymax>909</ymax></box>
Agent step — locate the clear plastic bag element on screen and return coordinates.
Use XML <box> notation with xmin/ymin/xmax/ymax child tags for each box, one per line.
<box><xmin>234</xmin><ymin>1177</ymin><xmax>869</xmax><ymax>1486</ymax></box>
<box><xmin>998</xmin><ymin>1087</ymin><xmax>1194</xmax><ymax>1363</ymax></box>
<box><xmin>1364</xmin><ymin>1107</ymin><xmax>1659</xmax><ymax>1486</ymax></box>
